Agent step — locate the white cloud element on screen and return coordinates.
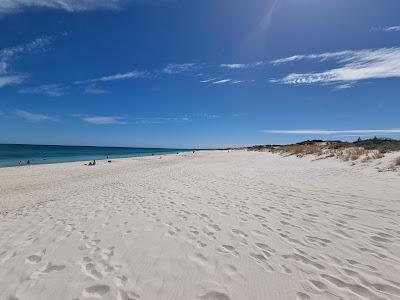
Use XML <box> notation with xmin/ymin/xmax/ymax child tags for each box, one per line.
<box><xmin>220</xmin><ymin>62</ymin><xmax>263</xmax><ymax>69</ymax></box>
<box><xmin>261</xmin><ymin>129</ymin><xmax>400</xmax><ymax>135</ymax></box>
<box><xmin>270</xmin><ymin>51</ymin><xmax>353</xmax><ymax>65</ymax></box>
<box><xmin>0</xmin><ymin>75</ymin><xmax>24</xmax><ymax>87</ymax></box>
<box><xmin>220</xmin><ymin>64</ymin><xmax>247</xmax><ymax>69</ymax></box>
<box><xmin>0</xmin><ymin>36</ymin><xmax>51</xmax><ymax>70</ymax></box>
<box><xmin>75</xmin><ymin>71</ymin><xmax>144</xmax><ymax>84</ymax></box>
<box><xmin>0</xmin><ymin>0</ymin><xmax>124</xmax><ymax>14</ymax></box>
<box><xmin>84</xmin><ymin>85</ymin><xmax>109</xmax><ymax>95</ymax></box>
<box><xmin>200</xmin><ymin>77</ymin><xmax>219</xmax><ymax>83</ymax></box>
<box><xmin>19</xmin><ymin>84</ymin><xmax>65</xmax><ymax>96</ymax></box>
<box><xmin>334</xmin><ymin>83</ymin><xmax>353</xmax><ymax>90</ymax></box>
<box><xmin>271</xmin><ymin>48</ymin><xmax>400</xmax><ymax>86</ymax></box>
<box><xmin>16</xmin><ymin>109</ymin><xmax>59</xmax><ymax>122</ymax></box>
<box><xmin>384</xmin><ymin>26</ymin><xmax>400</xmax><ymax>32</ymax></box>
<box><xmin>211</xmin><ymin>79</ymin><xmax>232</xmax><ymax>85</ymax></box>
<box><xmin>161</xmin><ymin>63</ymin><xmax>195</xmax><ymax>74</ymax></box>
<box><xmin>74</xmin><ymin>114</ymin><xmax>192</xmax><ymax>125</ymax></box>
<box><xmin>81</xmin><ymin>116</ymin><xmax>126</xmax><ymax>125</ymax></box>
<box><xmin>0</xmin><ymin>36</ymin><xmax>52</xmax><ymax>88</ymax></box>
<box><xmin>231</xmin><ymin>80</ymin><xmax>242</xmax><ymax>84</ymax></box>
<box><xmin>156</xmin><ymin>117</ymin><xmax>190</xmax><ymax>121</ymax></box>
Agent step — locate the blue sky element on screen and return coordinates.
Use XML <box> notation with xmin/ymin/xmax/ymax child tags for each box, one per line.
<box><xmin>0</xmin><ymin>0</ymin><xmax>399</xmax><ymax>148</ymax></box>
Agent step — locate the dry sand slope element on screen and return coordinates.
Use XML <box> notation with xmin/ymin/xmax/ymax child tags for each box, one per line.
<box><xmin>0</xmin><ymin>151</ymin><xmax>400</xmax><ymax>300</ymax></box>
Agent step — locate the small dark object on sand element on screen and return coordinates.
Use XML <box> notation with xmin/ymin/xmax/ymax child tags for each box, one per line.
<box><xmin>88</xmin><ymin>160</ymin><xmax>96</xmax><ymax>166</ymax></box>
<box><xmin>108</xmin><ymin>160</ymin><xmax>112</xmax><ymax>163</ymax></box>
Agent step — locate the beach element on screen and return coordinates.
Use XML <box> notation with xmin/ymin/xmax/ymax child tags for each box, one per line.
<box><xmin>1</xmin><ymin>150</ymin><xmax>400</xmax><ymax>300</ymax></box>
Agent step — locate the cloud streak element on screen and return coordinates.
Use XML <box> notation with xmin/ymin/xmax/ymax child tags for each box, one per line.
<box><xmin>161</xmin><ymin>63</ymin><xmax>196</xmax><ymax>74</ymax></box>
<box><xmin>0</xmin><ymin>0</ymin><xmax>124</xmax><ymax>14</ymax></box>
<box><xmin>75</xmin><ymin>71</ymin><xmax>145</xmax><ymax>84</ymax></box>
<box><xmin>261</xmin><ymin>129</ymin><xmax>400</xmax><ymax>135</ymax></box>
<box><xmin>0</xmin><ymin>75</ymin><xmax>24</xmax><ymax>87</ymax></box>
<box><xmin>75</xmin><ymin>114</ymin><xmax>192</xmax><ymax>125</ymax></box>
<box><xmin>16</xmin><ymin>109</ymin><xmax>59</xmax><ymax>122</ymax></box>
<box><xmin>19</xmin><ymin>84</ymin><xmax>65</xmax><ymax>96</ymax></box>
<box><xmin>206</xmin><ymin>78</ymin><xmax>243</xmax><ymax>85</ymax></box>
<box><xmin>0</xmin><ymin>36</ymin><xmax>52</xmax><ymax>88</ymax></box>
<box><xmin>271</xmin><ymin>48</ymin><xmax>400</xmax><ymax>86</ymax></box>
<box><xmin>83</xmin><ymin>85</ymin><xmax>109</xmax><ymax>95</ymax></box>
<box><xmin>211</xmin><ymin>79</ymin><xmax>232</xmax><ymax>85</ymax></box>
<box><xmin>384</xmin><ymin>26</ymin><xmax>400</xmax><ymax>32</ymax></box>
<box><xmin>80</xmin><ymin>115</ymin><xmax>126</xmax><ymax>125</ymax></box>
<box><xmin>220</xmin><ymin>62</ymin><xmax>262</xmax><ymax>69</ymax></box>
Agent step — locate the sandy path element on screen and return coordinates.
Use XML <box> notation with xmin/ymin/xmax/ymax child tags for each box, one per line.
<box><xmin>0</xmin><ymin>151</ymin><xmax>399</xmax><ymax>300</ymax></box>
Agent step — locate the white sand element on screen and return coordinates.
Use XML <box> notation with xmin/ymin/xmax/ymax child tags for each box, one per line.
<box><xmin>0</xmin><ymin>151</ymin><xmax>400</xmax><ymax>300</ymax></box>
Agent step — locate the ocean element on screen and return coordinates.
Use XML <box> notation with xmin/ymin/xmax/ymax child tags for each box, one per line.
<box><xmin>0</xmin><ymin>144</ymin><xmax>188</xmax><ymax>167</ymax></box>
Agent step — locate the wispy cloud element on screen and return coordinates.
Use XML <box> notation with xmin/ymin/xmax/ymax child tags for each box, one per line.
<box><xmin>207</xmin><ymin>79</ymin><xmax>242</xmax><ymax>85</ymax></box>
<box><xmin>83</xmin><ymin>85</ymin><xmax>109</xmax><ymax>95</ymax></box>
<box><xmin>161</xmin><ymin>63</ymin><xmax>196</xmax><ymax>74</ymax></box>
<box><xmin>74</xmin><ymin>114</ymin><xmax>191</xmax><ymax>125</ymax></box>
<box><xmin>261</xmin><ymin>129</ymin><xmax>400</xmax><ymax>135</ymax></box>
<box><xmin>79</xmin><ymin>115</ymin><xmax>126</xmax><ymax>125</ymax></box>
<box><xmin>0</xmin><ymin>0</ymin><xmax>124</xmax><ymax>14</ymax></box>
<box><xmin>75</xmin><ymin>71</ymin><xmax>145</xmax><ymax>84</ymax></box>
<box><xmin>334</xmin><ymin>83</ymin><xmax>353</xmax><ymax>90</ymax></box>
<box><xmin>220</xmin><ymin>62</ymin><xmax>263</xmax><ymax>69</ymax></box>
<box><xmin>19</xmin><ymin>84</ymin><xmax>66</xmax><ymax>96</ymax></box>
<box><xmin>384</xmin><ymin>26</ymin><xmax>400</xmax><ymax>32</ymax></box>
<box><xmin>0</xmin><ymin>36</ymin><xmax>51</xmax><ymax>71</ymax></box>
<box><xmin>156</xmin><ymin>117</ymin><xmax>190</xmax><ymax>122</ymax></box>
<box><xmin>270</xmin><ymin>50</ymin><xmax>353</xmax><ymax>65</ymax></box>
<box><xmin>0</xmin><ymin>75</ymin><xmax>25</xmax><ymax>87</ymax></box>
<box><xmin>200</xmin><ymin>77</ymin><xmax>219</xmax><ymax>83</ymax></box>
<box><xmin>211</xmin><ymin>79</ymin><xmax>232</xmax><ymax>85</ymax></box>
<box><xmin>16</xmin><ymin>109</ymin><xmax>59</xmax><ymax>122</ymax></box>
<box><xmin>131</xmin><ymin>116</ymin><xmax>190</xmax><ymax>124</ymax></box>
<box><xmin>271</xmin><ymin>48</ymin><xmax>400</xmax><ymax>87</ymax></box>
<box><xmin>0</xmin><ymin>36</ymin><xmax>52</xmax><ymax>88</ymax></box>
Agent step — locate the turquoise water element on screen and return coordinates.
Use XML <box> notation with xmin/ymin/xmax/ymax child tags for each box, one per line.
<box><xmin>0</xmin><ymin>144</ymin><xmax>188</xmax><ymax>167</ymax></box>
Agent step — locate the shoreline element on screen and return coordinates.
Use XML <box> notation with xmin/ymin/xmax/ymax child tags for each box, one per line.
<box><xmin>0</xmin><ymin>149</ymin><xmax>193</xmax><ymax>169</ymax></box>
<box><xmin>1</xmin><ymin>150</ymin><xmax>400</xmax><ymax>299</ymax></box>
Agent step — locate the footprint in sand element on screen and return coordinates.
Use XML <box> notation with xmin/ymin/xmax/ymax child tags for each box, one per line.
<box><xmin>31</xmin><ymin>262</ymin><xmax>66</xmax><ymax>279</ymax></box>
<box><xmin>199</xmin><ymin>291</ymin><xmax>231</xmax><ymax>300</ymax></box>
<box><xmin>296</xmin><ymin>292</ymin><xmax>311</xmax><ymax>300</ymax></box>
<box><xmin>217</xmin><ymin>245</ymin><xmax>239</xmax><ymax>256</ymax></box>
<box><xmin>117</xmin><ymin>288</ymin><xmax>141</xmax><ymax>300</ymax></box>
<box><xmin>114</xmin><ymin>275</ymin><xmax>128</xmax><ymax>287</ymax></box>
<box><xmin>42</xmin><ymin>262</ymin><xmax>66</xmax><ymax>273</ymax></box>
<box><xmin>25</xmin><ymin>249</ymin><xmax>46</xmax><ymax>264</ymax></box>
<box><xmin>189</xmin><ymin>252</ymin><xmax>208</xmax><ymax>266</ymax></box>
<box><xmin>250</xmin><ymin>252</ymin><xmax>274</xmax><ymax>271</ymax></box>
<box><xmin>81</xmin><ymin>260</ymin><xmax>103</xmax><ymax>280</ymax></box>
<box><xmin>1</xmin><ymin>250</ymin><xmax>17</xmax><ymax>264</ymax></box>
<box><xmin>82</xmin><ymin>285</ymin><xmax>110</xmax><ymax>298</ymax></box>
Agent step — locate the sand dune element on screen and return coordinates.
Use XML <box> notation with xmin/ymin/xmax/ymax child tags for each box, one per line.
<box><xmin>0</xmin><ymin>151</ymin><xmax>400</xmax><ymax>300</ymax></box>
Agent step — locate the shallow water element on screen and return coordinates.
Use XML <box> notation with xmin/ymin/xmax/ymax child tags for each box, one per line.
<box><xmin>0</xmin><ymin>144</ymin><xmax>188</xmax><ymax>167</ymax></box>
